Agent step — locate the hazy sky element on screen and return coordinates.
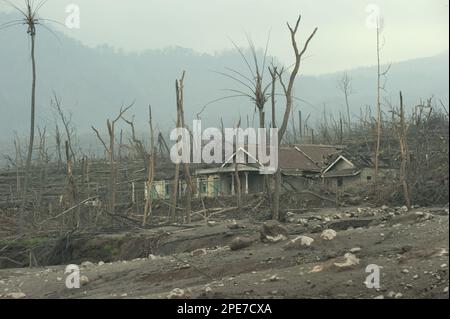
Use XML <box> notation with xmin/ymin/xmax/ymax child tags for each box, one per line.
<box><xmin>1</xmin><ymin>0</ymin><xmax>449</xmax><ymax>74</ymax></box>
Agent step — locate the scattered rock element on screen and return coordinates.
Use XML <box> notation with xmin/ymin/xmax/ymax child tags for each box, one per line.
<box><xmin>80</xmin><ymin>275</ymin><xmax>89</xmax><ymax>286</ymax></box>
<box><xmin>311</xmin><ymin>225</ymin><xmax>323</xmax><ymax>233</ymax></box>
<box><xmin>284</xmin><ymin>235</ymin><xmax>314</xmax><ymax>250</ymax></box>
<box><xmin>309</xmin><ymin>265</ymin><xmax>324</xmax><ymax>273</ymax></box>
<box><xmin>5</xmin><ymin>292</ymin><xmax>26</xmax><ymax>299</ymax></box>
<box><xmin>349</xmin><ymin>247</ymin><xmax>361</xmax><ymax>253</ymax></box>
<box><xmin>149</xmin><ymin>254</ymin><xmax>163</xmax><ymax>260</ymax></box>
<box><xmin>320</xmin><ymin>229</ymin><xmax>337</xmax><ymax>240</ymax></box>
<box><xmin>374</xmin><ymin>295</ymin><xmax>384</xmax><ymax>299</ymax></box>
<box><xmin>395</xmin><ymin>292</ymin><xmax>403</xmax><ymax>299</ymax></box>
<box><xmin>333</xmin><ymin>253</ymin><xmax>360</xmax><ymax>270</ymax></box>
<box><xmin>260</xmin><ymin>220</ymin><xmax>289</xmax><ymax>243</ymax></box>
<box><xmin>226</xmin><ymin>220</ymin><xmax>240</xmax><ymax>230</ymax></box>
<box><xmin>207</xmin><ymin>220</ymin><xmax>217</xmax><ymax>227</ymax></box>
<box><xmin>444</xmin><ymin>287</ymin><xmax>448</xmax><ymax>293</ymax></box>
<box><xmin>229</xmin><ymin>237</ymin><xmax>253</xmax><ymax>251</ymax></box>
<box><xmin>402</xmin><ymin>269</ymin><xmax>409</xmax><ymax>274</ymax></box>
<box><xmin>98</xmin><ymin>261</ymin><xmax>105</xmax><ymax>266</ymax></box>
<box><xmin>191</xmin><ymin>248</ymin><xmax>207</xmax><ymax>257</ymax></box>
<box><xmin>81</xmin><ymin>261</ymin><xmax>95</xmax><ymax>268</ymax></box>
<box><xmin>167</xmin><ymin>288</ymin><xmax>185</xmax><ymax>299</ymax></box>
<box><xmin>268</xmin><ymin>275</ymin><xmax>280</xmax><ymax>282</ymax></box>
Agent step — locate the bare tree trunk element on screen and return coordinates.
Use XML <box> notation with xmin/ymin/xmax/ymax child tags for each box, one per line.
<box><xmin>273</xmin><ymin>15</ymin><xmax>318</xmax><ymax>221</ymax></box>
<box><xmin>143</xmin><ymin>105</ymin><xmax>155</xmax><ymax>226</ymax></box>
<box><xmin>23</xmin><ymin>32</ymin><xmax>37</xmax><ymax>196</ymax></box>
<box><xmin>398</xmin><ymin>92</ymin><xmax>411</xmax><ymax>209</ymax></box>
<box><xmin>170</xmin><ymin>72</ymin><xmax>186</xmax><ymax>222</ymax></box>
<box><xmin>375</xmin><ymin>24</ymin><xmax>382</xmax><ymax>183</ymax></box>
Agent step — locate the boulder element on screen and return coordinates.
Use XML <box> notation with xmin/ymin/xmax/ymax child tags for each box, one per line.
<box><xmin>81</xmin><ymin>261</ymin><xmax>95</xmax><ymax>269</ymax></box>
<box><xmin>167</xmin><ymin>288</ymin><xmax>186</xmax><ymax>299</ymax></box>
<box><xmin>229</xmin><ymin>237</ymin><xmax>253</xmax><ymax>251</ymax></box>
<box><xmin>260</xmin><ymin>220</ymin><xmax>289</xmax><ymax>243</ymax></box>
<box><xmin>333</xmin><ymin>253</ymin><xmax>360</xmax><ymax>270</ymax></box>
<box><xmin>284</xmin><ymin>236</ymin><xmax>314</xmax><ymax>250</ymax></box>
<box><xmin>320</xmin><ymin>229</ymin><xmax>337</xmax><ymax>240</ymax></box>
<box><xmin>191</xmin><ymin>248</ymin><xmax>207</xmax><ymax>257</ymax></box>
<box><xmin>6</xmin><ymin>292</ymin><xmax>26</xmax><ymax>299</ymax></box>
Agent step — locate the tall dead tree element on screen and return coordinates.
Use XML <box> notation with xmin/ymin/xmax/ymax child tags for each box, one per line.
<box><xmin>143</xmin><ymin>105</ymin><xmax>155</xmax><ymax>226</ymax></box>
<box><xmin>273</xmin><ymin>15</ymin><xmax>318</xmax><ymax>220</ymax></box>
<box><xmin>170</xmin><ymin>72</ymin><xmax>187</xmax><ymax>222</ymax></box>
<box><xmin>394</xmin><ymin>91</ymin><xmax>411</xmax><ymax>209</ymax></box>
<box><xmin>0</xmin><ymin>1</ymin><xmax>40</xmax><ymax>196</ymax></box>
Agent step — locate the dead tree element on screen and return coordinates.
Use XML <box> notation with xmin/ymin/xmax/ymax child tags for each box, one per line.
<box><xmin>52</xmin><ymin>94</ymin><xmax>76</xmax><ymax>162</ymax></box>
<box><xmin>273</xmin><ymin>15</ymin><xmax>318</xmax><ymax>221</ymax></box>
<box><xmin>55</xmin><ymin>124</ymin><xmax>62</xmax><ymax>168</ymax></box>
<box><xmin>394</xmin><ymin>92</ymin><xmax>411</xmax><ymax>209</ymax></box>
<box><xmin>65</xmin><ymin>140</ymin><xmax>79</xmax><ymax>227</ymax></box>
<box><xmin>234</xmin><ymin>119</ymin><xmax>242</xmax><ymax>213</ymax></box>
<box><xmin>374</xmin><ymin>22</ymin><xmax>390</xmax><ymax>183</ymax></box>
<box><xmin>92</xmin><ymin>103</ymin><xmax>133</xmax><ymax>214</ymax></box>
<box><xmin>170</xmin><ymin>72</ymin><xmax>187</xmax><ymax>222</ymax></box>
<box><xmin>337</xmin><ymin>72</ymin><xmax>353</xmax><ymax>133</ymax></box>
<box><xmin>143</xmin><ymin>105</ymin><xmax>155</xmax><ymax>226</ymax></box>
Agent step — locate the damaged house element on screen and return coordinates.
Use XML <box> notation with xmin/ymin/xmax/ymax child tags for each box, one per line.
<box><xmin>193</xmin><ymin>144</ymin><xmax>396</xmax><ymax>197</ymax></box>
<box><xmin>147</xmin><ymin>144</ymin><xmax>397</xmax><ymax>199</ymax></box>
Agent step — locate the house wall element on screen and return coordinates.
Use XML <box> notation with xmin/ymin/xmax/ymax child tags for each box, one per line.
<box><xmin>282</xmin><ymin>175</ymin><xmax>317</xmax><ymax>192</ymax></box>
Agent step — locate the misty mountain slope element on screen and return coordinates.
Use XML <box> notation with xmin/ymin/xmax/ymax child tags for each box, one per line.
<box><xmin>0</xmin><ymin>12</ymin><xmax>448</xmax><ymax>150</ymax></box>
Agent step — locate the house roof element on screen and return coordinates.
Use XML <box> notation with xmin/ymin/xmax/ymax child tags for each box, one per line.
<box><xmin>279</xmin><ymin>144</ymin><xmax>344</xmax><ymax>172</ymax></box>
<box><xmin>322</xmin><ymin>168</ymin><xmax>361</xmax><ymax>178</ymax></box>
<box><xmin>194</xmin><ymin>144</ymin><xmax>351</xmax><ymax>175</ymax></box>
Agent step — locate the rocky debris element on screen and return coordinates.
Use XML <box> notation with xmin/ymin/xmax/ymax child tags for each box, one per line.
<box><xmin>167</xmin><ymin>288</ymin><xmax>186</xmax><ymax>299</ymax></box>
<box><xmin>226</xmin><ymin>219</ymin><xmax>241</xmax><ymax>230</ymax></box>
<box><xmin>399</xmin><ymin>247</ymin><xmax>449</xmax><ymax>263</ymax></box>
<box><xmin>374</xmin><ymin>295</ymin><xmax>384</xmax><ymax>299</ymax></box>
<box><xmin>5</xmin><ymin>292</ymin><xmax>26</xmax><ymax>299</ymax></box>
<box><xmin>311</xmin><ymin>225</ymin><xmax>323</xmax><ymax>233</ymax></box>
<box><xmin>261</xmin><ymin>274</ymin><xmax>282</xmax><ymax>282</ymax></box>
<box><xmin>148</xmin><ymin>254</ymin><xmax>164</xmax><ymax>260</ymax></box>
<box><xmin>229</xmin><ymin>237</ymin><xmax>253</xmax><ymax>251</ymax></box>
<box><xmin>320</xmin><ymin>229</ymin><xmax>337</xmax><ymax>240</ymax></box>
<box><xmin>260</xmin><ymin>220</ymin><xmax>289</xmax><ymax>243</ymax></box>
<box><xmin>283</xmin><ymin>235</ymin><xmax>314</xmax><ymax>250</ymax></box>
<box><xmin>191</xmin><ymin>248</ymin><xmax>207</xmax><ymax>257</ymax></box>
<box><xmin>207</xmin><ymin>220</ymin><xmax>217</xmax><ymax>227</ymax></box>
<box><xmin>81</xmin><ymin>261</ymin><xmax>94</xmax><ymax>269</ymax></box>
<box><xmin>98</xmin><ymin>261</ymin><xmax>105</xmax><ymax>266</ymax></box>
<box><xmin>332</xmin><ymin>253</ymin><xmax>360</xmax><ymax>270</ymax></box>
<box><xmin>349</xmin><ymin>247</ymin><xmax>361</xmax><ymax>253</ymax></box>
<box><xmin>80</xmin><ymin>275</ymin><xmax>89</xmax><ymax>286</ymax></box>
